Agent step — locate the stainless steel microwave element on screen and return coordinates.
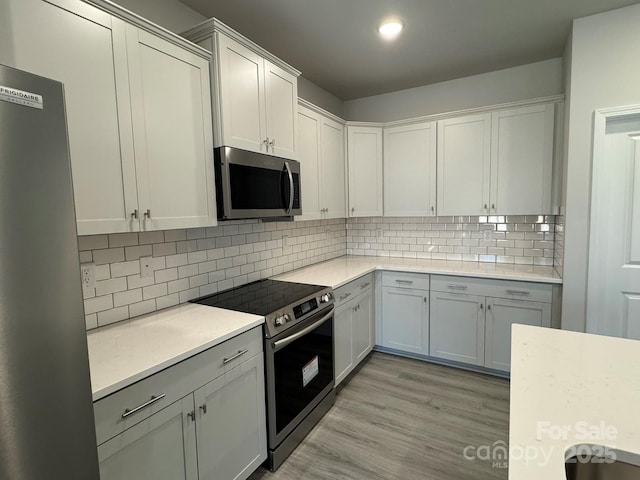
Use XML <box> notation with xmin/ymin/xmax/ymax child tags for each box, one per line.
<box><xmin>214</xmin><ymin>146</ymin><xmax>302</xmax><ymax>220</ymax></box>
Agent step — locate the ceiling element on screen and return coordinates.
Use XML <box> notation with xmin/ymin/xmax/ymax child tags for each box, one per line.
<box><xmin>180</xmin><ymin>0</ymin><xmax>640</xmax><ymax>100</ymax></box>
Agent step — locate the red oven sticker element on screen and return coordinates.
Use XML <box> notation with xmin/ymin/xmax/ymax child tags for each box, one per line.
<box><xmin>302</xmin><ymin>355</ymin><xmax>319</xmax><ymax>387</ymax></box>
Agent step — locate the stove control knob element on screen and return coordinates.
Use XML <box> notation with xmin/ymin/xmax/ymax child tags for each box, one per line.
<box><xmin>320</xmin><ymin>293</ymin><xmax>333</xmax><ymax>304</ymax></box>
<box><xmin>284</xmin><ymin>314</ymin><xmax>291</xmax><ymax>323</ymax></box>
<box><xmin>274</xmin><ymin>315</ymin><xmax>286</xmax><ymax>327</ymax></box>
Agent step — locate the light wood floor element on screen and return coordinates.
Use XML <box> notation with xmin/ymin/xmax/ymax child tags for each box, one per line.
<box><xmin>250</xmin><ymin>352</ymin><xmax>510</xmax><ymax>480</ymax></box>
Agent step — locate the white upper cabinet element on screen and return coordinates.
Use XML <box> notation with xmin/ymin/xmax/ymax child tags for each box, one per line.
<box><xmin>384</xmin><ymin>122</ymin><xmax>437</xmax><ymax>217</ymax></box>
<box><xmin>437</xmin><ymin>103</ymin><xmax>556</xmax><ymax>216</ymax></box>
<box><xmin>0</xmin><ymin>0</ymin><xmax>136</xmax><ymax>234</ymax></box>
<box><xmin>183</xmin><ymin>20</ymin><xmax>300</xmax><ymax>160</ymax></box>
<box><xmin>2</xmin><ymin>0</ymin><xmax>216</xmax><ymax>234</ymax></box>
<box><xmin>347</xmin><ymin>125</ymin><xmax>383</xmax><ymax>217</ymax></box>
<box><xmin>437</xmin><ymin>114</ymin><xmax>492</xmax><ymax>216</ymax></box>
<box><xmin>490</xmin><ymin>104</ymin><xmax>555</xmax><ymax>214</ymax></box>
<box><xmin>125</xmin><ymin>26</ymin><xmax>216</xmax><ymax>231</ymax></box>
<box><xmin>297</xmin><ymin>102</ymin><xmax>346</xmax><ymax>220</ymax></box>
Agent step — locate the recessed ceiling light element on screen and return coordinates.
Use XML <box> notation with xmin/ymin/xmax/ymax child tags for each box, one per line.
<box><xmin>378</xmin><ymin>20</ymin><xmax>404</xmax><ymax>38</ymax></box>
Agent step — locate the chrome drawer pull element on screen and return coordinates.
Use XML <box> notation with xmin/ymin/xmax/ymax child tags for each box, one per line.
<box><xmin>506</xmin><ymin>290</ymin><xmax>530</xmax><ymax>296</ymax></box>
<box><xmin>223</xmin><ymin>349</ymin><xmax>249</xmax><ymax>364</ymax></box>
<box><xmin>360</xmin><ymin>282</ymin><xmax>371</xmax><ymax>289</ymax></box>
<box><xmin>395</xmin><ymin>279</ymin><xmax>413</xmax><ymax>284</ymax></box>
<box><xmin>122</xmin><ymin>394</ymin><xmax>166</xmax><ymax>419</ymax></box>
<box><xmin>339</xmin><ymin>293</ymin><xmax>352</xmax><ymax>301</ymax></box>
<box><xmin>447</xmin><ymin>284</ymin><xmax>468</xmax><ymax>290</ymax></box>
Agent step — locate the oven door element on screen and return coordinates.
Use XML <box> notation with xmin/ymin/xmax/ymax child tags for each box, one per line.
<box><xmin>265</xmin><ymin>305</ymin><xmax>334</xmax><ymax>447</ymax></box>
<box><xmin>215</xmin><ymin>146</ymin><xmax>301</xmax><ymax>220</ymax></box>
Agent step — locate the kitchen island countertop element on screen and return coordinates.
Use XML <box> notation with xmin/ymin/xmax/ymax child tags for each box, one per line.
<box><xmin>274</xmin><ymin>255</ymin><xmax>562</xmax><ymax>288</ymax></box>
<box><xmin>87</xmin><ymin>303</ymin><xmax>263</xmax><ymax>401</ymax></box>
<box><xmin>509</xmin><ymin>325</ymin><xmax>640</xmax><ymax>478</ymax></box>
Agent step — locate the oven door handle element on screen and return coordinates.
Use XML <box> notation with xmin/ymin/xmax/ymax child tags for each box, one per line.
<box><xmin>272</xmin><ymin>306</ymin><xmax>334</xmax><ymax>352</ymax></box>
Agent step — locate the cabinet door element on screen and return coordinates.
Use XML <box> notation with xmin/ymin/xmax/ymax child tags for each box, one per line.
<box><xmin>353</xmin><ymin>289</ymin><xmax>374</xmax><ymax>363</ymax></box>
<box><xmin>347</xmin><ymin>126</ymin><xmax>383</xmax><ymax>217</ymax></box>
<box><xmin>215</xmin><ymin>33</ymin><xmax>266</xmax><ymax>153</ymax></box>
<box><xmin>334</xmin><ymin>300</ymin><xmax>354</xmax><ymax>386</ymax></box>
<box><xmin>429</xmin><ymin>292</ymin><xmax>485</xmax><ymax>366</ymax></box>
<box><xmin>384</xmin><ymin>122</ymin><xmax>437</xmax><ymax>216</ymax></box>
<box><xmin>98</xmin><ymin>396</ymin><xmax>197</xmax><ymax>480</ymax></box>
<box><xmin>381</xmin><ymin>287</ymin><xmax>429</xmax><ymax>355</ymax></box>
<box><xmin>194</xmin><ymin>355</ymin><xmax>267</xmax><ymax>480</ymax></box>
<box><xmin>126</xmin><ymin>26</ymin><xmax>216</xmax><ymax>230</ymax></box>
<box><xmin>264</xmin><ymin>60</ymin><xmax>298</xmax><ymax>160</ymax></box>
<box><xmin>297</xmin><ymin>106</ymin><xmax>322</xmax><ymax>220</ymax></box>
<box><xmin>490</xmin><ymin>104</ymin><xmax>555</xmax><ymax>214</ymax></box>
<box><xmin>321</xmin><ymin>116</ymin><xmax>346</xmax><ymax>219</ymax></box>
<box><xmin>485</xmin><ymin>297</ymin><xmax>550</xmax><ymax>371</ymax></box>
<box><xmin>437</xmin><ymin>114</ymin><xmax>491</xmax><ymax>216</ymax></box>
<box><xmin>0</xmin><ymin>0</ymin><xmax>138</xmax><ymax>234</ymax></box>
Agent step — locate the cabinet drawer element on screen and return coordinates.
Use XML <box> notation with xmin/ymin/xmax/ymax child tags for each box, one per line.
<box><xmin>430</xmin><ymin>275</ymin><xmax>552</xmax><ymax>303</ymax></box>
<box><xmin>335</xmin><ymin>273</ymin><xmax>374</xmax><ymax>305</ymax></box>
<box><xmin>382</xmin><ymin>271</ymin><xmax>430</xmax><ymax>290</ymax></box>
<box><xmin>94</xmin><ymin>326</ymin><xmax>263</xmax><ymax>445</ymax></box>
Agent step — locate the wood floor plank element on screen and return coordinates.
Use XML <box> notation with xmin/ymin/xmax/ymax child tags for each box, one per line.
<box><xmin>249</xmin><ymin>352</ymin><xmax>510</xmax><ymax>480</ymax></box>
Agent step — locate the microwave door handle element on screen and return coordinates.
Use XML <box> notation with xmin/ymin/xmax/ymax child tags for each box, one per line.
<box><xmin>284</xmin><ymin>161</ymin><xmax>294</xmax><ymax>214</ymax></box>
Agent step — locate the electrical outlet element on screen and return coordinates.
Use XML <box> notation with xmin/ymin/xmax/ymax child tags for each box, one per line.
<box><xmin>482</xmin><ymin>229</ymin><xmax>493</xmax><ymax>241</ymax></box>
<box><xmin>140</xmin><ymin>256</ymin><xmax>154</xmax><ymax>278</ymax></box>
<box><xmin>80</xmin><ymin>263</ymin><xmax>95</xmax><ymax>288</ymax></box>
<box><xmin>377</xmin><ymin>228</ymin><xmax>384</xmax><ymax>239</ymax></box>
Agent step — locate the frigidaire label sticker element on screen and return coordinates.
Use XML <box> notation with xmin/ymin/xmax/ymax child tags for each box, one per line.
<box><xmin>0</xmin><ymin>85</ymin><xmax>43</xmax><ymax>109</ymax></box>
<box><xmin>302</xmin><ymin>355</ymin><xmax>319</xmax><ymax>387</ymax></box>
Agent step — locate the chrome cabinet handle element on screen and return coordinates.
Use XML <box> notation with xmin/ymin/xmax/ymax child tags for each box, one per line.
<box><xmin>506</xmin><ymin>290</ymin><xmax>530</xmax><ymax>296</ymax></box>
<box><xmin>269</xmin><ymin>138</ymin><xmax>276</xmax><ymax>148</ymax></box>
<box><xmin>487</xmin><ymin>304</ymin><xmax>492</xmax><ymax>311</ymax></box>
<box><xmin>360</xmin><ymin>282</ymin><xmax>371</xmax><ymax>289</ymax></box>
<box><xmin>491</xmin><ymin>203</ymin><xmax>496</xmax><ymax>211</ymax></box>
<box><xmin>122</xmin><ymin>394</ymin><xmax>166</xmax><ymax>419</ymax></box>
<box><xmin>484</xmin><ymin>203</ymin><xmax>488</xmax><ymax>211</ymax></box>
<box><xmin>395</xmin><ymin>279</ymin><xmax>413</xmax><ymax>285</ymax></box>
<box><xmin>431</xmin><ymin>206</ymin><xmax>435</xmax><ymax>213</ymax></box>
<box><xmin>339</xmin><ymin>292</ymin><xmax>352</xmax><ymax>301</ymax></box>
<box><xmin>263</xmin><ymin>138</ymin><xmax>270</xmax><ymax>148</ymax></box>
<box><xmin>480</xmin><ymin>303</ymin><xmax>484</xmax><ymax>310</ymax></box>
<box><xmin>351</xmin><ymin>207</ymin><xmax>355</xmax><ymax>214</ymax></box>
<box><xmin>200</xmin><ymin>404</ymin><xmax>207</xmax><ymax>414</ymax></box>
<box><xmin>222</xmin><ymin>349</ymin><xmax>248</xmax><ymax>364</ymax></box>
<box><xmin>131</xmin><ymin>209</ymin><xmax>138</xmax><ymax>219</ymax></box>
<box><xmin>187</xmin><ymin>411</ymin><xmax>196</xmax><ymax>421</ymax></box>
<box><xmin>284</xmin><ymin>161</ymin><xmax>294</xmax><ymax>214</ymax></box>
<box><xmin>447</xmin><ymin>284</ymin><xmax>468</xmax><ymax>290</ymax></box>
<box><xmin>144</xmin><ymin>209</ymin><xmax>151</xmax><ymax>219</ymax></box>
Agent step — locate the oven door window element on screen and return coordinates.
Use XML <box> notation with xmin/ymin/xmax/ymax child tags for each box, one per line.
<box><xmin>273</xmin><ymin>317</ymin><xmax>333</xmax><ymax>435</ymax></box>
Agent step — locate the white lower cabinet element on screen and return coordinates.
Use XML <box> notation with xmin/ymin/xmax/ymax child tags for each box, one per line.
<box><xmin>334</xmin><ymin>275</ymin><xmax>374</xmax><ymax>385</ymax></box>
<box><xmin>429</xmin><ymin>275</ymin><xmax>552</xmax><ymax>372</ymax></box>
<box><xmin>380</xmin><ymin>272</ymin><xmax>430</xmax><ymax>356</ymax></box>
<box><xmin>95</xmin><ymin>328</ymin><xmax>266</xmax><ymax>480</ymax></box>
<box><xmin>429</xmin><ymin>292</ymin><xmax>485</xmax><ymax>366</ymax></box>
<box><xmin>98</xmin><ymin>396</ymin><xmax>198</xmax><ymax>480</ymax></box>
<box><xmin>484</xmin><ymin>297</ymin><xmax>550</xmax><ymax>371</ymax></box>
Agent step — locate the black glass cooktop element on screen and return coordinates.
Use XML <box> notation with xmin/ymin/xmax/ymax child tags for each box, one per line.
<box><xmin>191</xmin><ymin>279</ymin><xmax>326</xmax><ymax>315</ymax></box>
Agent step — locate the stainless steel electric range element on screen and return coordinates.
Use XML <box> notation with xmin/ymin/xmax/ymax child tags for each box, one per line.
<box><xmin>192</xmin><ymin>279</ymin><xmax>335</xmax><ymax>470</ymax></box>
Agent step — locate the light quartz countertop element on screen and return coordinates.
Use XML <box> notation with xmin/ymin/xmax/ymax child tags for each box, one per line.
<box><xmin>274</xmin><ymin>255</ymin><xmax>562</xmax><ymax>288</ymax></box>
<box><xmin>509</xmin><ymin>325</ymin><xmax>640</xmax><ymax>478</ymax></box>
<box><xmin>87</xmin><ymin>303</ymin><xmax>263</xmax><ymax>401</ymax></box>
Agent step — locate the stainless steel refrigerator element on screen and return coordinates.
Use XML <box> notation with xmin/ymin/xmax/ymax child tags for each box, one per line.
<box><xmin>0</xmin><ymin>65</ymin><xmax>100</xmax><ymax>478</ymax></box>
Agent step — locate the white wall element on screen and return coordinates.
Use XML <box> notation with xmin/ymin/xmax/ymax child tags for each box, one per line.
<box><xmin>562</xmin><ymin>3</ymin><xmax>640</xmax><ymax>332</ymax></box>
<box><xmin>298</xmin><ymin>77</ymin><xmax>344</xmax><ymax>118</ymax></box>
<box><xmin>112</xmin><ymin>0</ymin><xmax>206</xmax><ymax>33</ymax></box>
<box><xmin>343</xmin><ymin>58</ymin><xmax>563</xmax><ymax>122</ymax></box>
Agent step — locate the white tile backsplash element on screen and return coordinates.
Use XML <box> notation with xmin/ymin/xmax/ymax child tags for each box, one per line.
<box><xmin>80</xmin><ymin>218</ymin><xmax>347</xmax><ymax>329</ymax></box>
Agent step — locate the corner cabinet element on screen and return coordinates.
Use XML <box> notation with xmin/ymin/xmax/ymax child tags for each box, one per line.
<box><xmin>297</xmin><ymin>102</ymin><xmax>346</xmax><ymax>220</ymax></box>
<box><xmin>94</xmin><ymin>327</ymin><xmax>267</xmax><ymax>480</ymax></box>
<box><xmin>436</xmin><ymin>103</ymin><xmax>555</xmax><ymax>216</ymax></box>
<box><xmin>1</xmin><ymin>0</ymin><xmax>217</xmax><ymax>234</ymax></box>
<box><xmin>183</xmin><ymin>19</ymin><xmax>300</xmax><ymax>160</ymax></box>
<box><xmin>380</xmin><ymin>272</ymin><xmax>430</xmax><ymax>355</ymax></box>
<box><xmin>346</xmin><ymin>125</ymin><xmax>383</xmax><ymax>217</ymax></box>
